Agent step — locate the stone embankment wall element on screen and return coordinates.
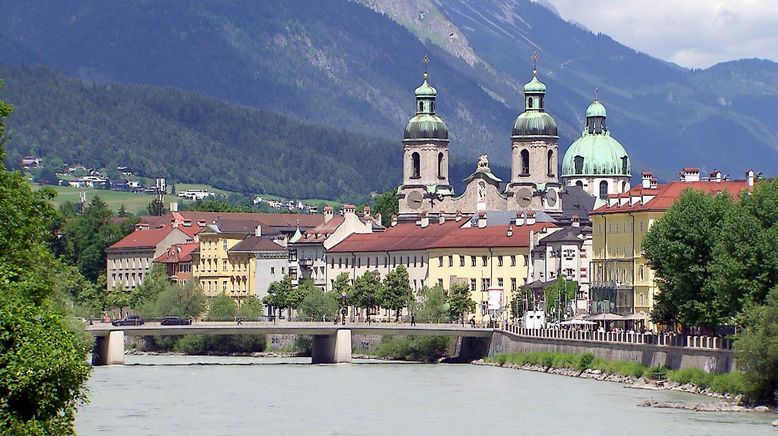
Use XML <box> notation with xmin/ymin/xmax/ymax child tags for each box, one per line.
<box><xmin>489</xmin><ymin>331</ymin><xmax>736</xmax><ymax>373</ymax></box>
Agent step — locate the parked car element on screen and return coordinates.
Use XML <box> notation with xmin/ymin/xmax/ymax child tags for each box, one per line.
<box><xmin>111</xmin><ymin>315</ymin><xmax>145</xmax><ymax>326</ymax></box>
<box><xmin>160</xmin><ymin>316</ymin><xmax>192</xmax><ymax>326</ymax></box>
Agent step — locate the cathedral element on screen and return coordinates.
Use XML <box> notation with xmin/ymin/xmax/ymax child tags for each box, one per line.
<box><xmin>397</xmin><ymin>60</ymin><xmax>632</xmax><ymax>218</ymax></box>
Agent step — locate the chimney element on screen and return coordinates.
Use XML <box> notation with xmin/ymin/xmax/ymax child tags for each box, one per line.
<box><xmin>419</xmin><ymin>211</ymin><xmax>429</xmax><ymax>228</ymax></box>
<box><xmin>516</xmin><ymin>211</ymin><xmax>525</xmax><ymax>226</ymax></box>
<box><xmin>374</xmin><ymin>212</ymin><xmax>382</xmax><ymax>225</ymax></box>
<box><xmin>571</xmin><ymin>214</ymin><xmax>580</xmax><ymax>228</ymax></box>
<box><xmin>641</xmin><ymin>171</ymin><xmax>652</xmax><ymax>189</ymax></box>
<box><xmin>170</xmin><ymin>219</ymin><xmax>178</xmax><ymax>229</ymax></box>
<box><xmin>438</xmin><ymin>211</ymin><xmax>446</xmax><ymax>225</ymax></box>
<box><xmin>255</xmin><ymin>224</ymin><xmax>262</xmax><ymax>237</ymax></box>
<box><xmin>709</xmin><ymin>170</ymin><xmax>722</xmax><ymax>182</ymax></box>
<box><xmin>506</xmin><ymin>225</ymin><xmax>513</xmax><ymax>237</ymax></box>
<box><xmin>477</xmin><ymin>211</ymin><xmax>487</xmax><ymax>228</ymax></box>
<box><xmin>391</xmin><ymin>214</ymin><xmax>398</xmax><ymax>227</ymax></box>
<box><xmin>324</xmin><ymin>205</ymin><xmax>334</xmax><ymax>223</ymax></box>
<box><xmin>650</xmin><ymin>178</ymin><xmax>658</xmax><ymax>189</ymax></box>
<box><xmin>526</xmin><ymin>210</ymin><xmax>536</xmax><ymax>226</ymax></box>
<box><xmin>170</xmin><ymin>202</ymin><xmax>179</xmax><ymax>212</ymax></box>
<box><xmin>455</xmin><ymin>209</ymin><xmax>462</xmax><ymax>222</ymax></box>
<box><xmin>680</xmin><ymin>167</ymin><xmax>700</xmax><ymax>182</ymax></box>
<box><xmin>343</xmin><ymin>204</ymin><xmax>356</xmax><ymax>215</ymax></box>
<box><xmin>363</xmin><ymin>206</ymin><xmax>371</xmax><ymax>217</ymax></box>
<box><xmin>746</xmin><ymin>169</ymin><xmax>755</xmax><ymax>187</ymax></box>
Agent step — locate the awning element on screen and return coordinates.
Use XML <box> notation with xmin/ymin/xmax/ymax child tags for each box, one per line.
<box><xmin>587</xmin><ymin>313</ymin><xmax>625</xmax><ymax>321</ymax></box>
<box><xmin>561</xmin><ymin>319</ymin><xmax>596</xmax><ymax>325</ymax></box>
<box><xmin>622</xmin><ymin>313</ymin><xmax>648</xmax><ymax>321</ymax></box>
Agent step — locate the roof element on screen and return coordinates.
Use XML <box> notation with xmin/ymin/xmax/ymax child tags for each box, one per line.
<box><xmin>538</xmin><ymin>225</ymin><xmax>590</xmax><ymax>245</ymax></box>
<box><xmin>228</xmin><ymin>236</ymin><xmax>286</xmax><ymax>253</ymax></box>
<box><xmin>559</xmin><ymin>185</ymin><xmax>597</xmax><ymax>222</ymax></box>
<box><xmin>512</xmin><ymin>111</ymin><xmax>558</xmax><ymax>137</ymax></box>
<box><xmin>562</xmin><ymin>132</ymin><xmax>630</xmax><ymax>177</ymax></box>
<box><xmin>524</xmin><ymin>73</ymin><xmax>546</xmax><ymax>93</ymax></box>
<box><xmin>586</xmin><ymin>99</ymin><xmax>607</xmax><ymax>117</ymax></box>
<box><xmin>108</xmin><ymin>226</ymin><xmax>181</xmax><ymax>250</ymax></box>
<box><xmin>591</xmin><ymin>180</ymin><xmax>749</xmax><ymax>215</ymax></box>
<box><xmin>154</xmin><ymin>242</ymin><xmax>199</xmax><ymax>263</ymax></box>
<box><xmin>329</xmin><ymin>220</ymin><xmax>463</xmax><ymax>253</ymax></box>
<box><xmin>468</xmin><ymin>210</ymin><xmax>555</xmax><ymax>227</ymax></box>
<box><xmin>139</xmin><ymin>212</ymin><xmax>323</xmax><ymax>236</ymax></box>
<box><xmin>429</xmin><ymin>222</ymin><xmax>555</xmax><ymax>249</ymax></box>
<box><xmin>295</xmin><ymin>216</ymin><xmax>345</xmax><ymax>244</ymax></box>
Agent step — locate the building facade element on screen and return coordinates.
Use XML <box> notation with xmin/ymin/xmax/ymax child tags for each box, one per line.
<box><xmin>106</xmin><ymin>226</ymin><xmax>191</xmax><ymax>290</ymax></box>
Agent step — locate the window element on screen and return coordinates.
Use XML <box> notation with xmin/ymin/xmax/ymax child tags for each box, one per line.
<box><xmin>520</xmin><ymin>149</ymin><xmax>530</xmax><ymax>175</ymax></box>
<box><xmin>281</xmin><ymin>267</ymin><xmax>285</xmax><ymax>274</ymax></box>
<box><xmin>460</xmin><ymin>256</ymin><xmax>465</xmax><ymax>267</ymax></box>
<box><xmin>574</xmin><ymin>155</ymin><xmax>584</xmax><ymax>175</ymax></box>
<box><xmin>621</xmin><ymin>156</ymin><xmax>629</xmax><ymax>175</ymax></box>
<box><xmin>438</xmin><ymin>256</ymin><xmax>443</xmax><ymax>267</ymax></box>
<box><xmin>640</xmin><ymin>221</ymin><xmax>644</xmax><ymax>232</ymax></box>
<box><xmin>498</xmin><ymin>256</ymin><xmax>504</xmax><ymax>267</ymax></box>
<box><xmin>497</xmin><ymin>278</ymin><xmax>504</xmax><ymax>289</ymax></box>
<box><xmin>599</xmin><ymin>180</ymin><xmax>608</xmax><ymax>200</ymax></box>
<box><xmin>413</xmin><ymin>279</ymin><xmax>417</xmax><ymax>289</ymax></box>
<box><xmin>527</xmin><ymin>96</ymin><xmax>534</xmax><ymax>108</ymax></box>
<box><xmin>481</xmin><ymin>278</ymin><xmax>490</xmax><ymax>290</ymax></box>
<box><xmin>338</xmin><ymin>258</ymin><xmax>342</xmax><ymax>268</ymax></box>
<box><xmin>223</xmin><ymin>260</ymin><xmax>228</xmax><ymax>271</ymax></box>
<box><xmin>413</xmin><ymin>256</ymin><xmax>417</xmax><ymax>267</ymax></box>
<box><xmin>576</xmin><ymin>180</ymin><xmax>583</xmax><ymax>188</ymax></box>
<box><xmin>448</xmin><ymin>255</ymin><xmax>453</xmax><ymax>267</ymax></box>
<box><xmin>411</xmin><ymin>152</ymin><xmax>421</xmax><ymax>178</ymax></box>
<box><xmin>511</xmin><ymin>278</ymin><xmax>517</xmax><ymax>291</ymax></box>
<box><xmin>438</xmin><ymin>152</ymin><xmax>444</xmax><ymax>179</ymax></box>
<box><xmin>639</xmin><ymin>293</ymin><xmax>645</xmax><ymax>306</ymax></box>
<box><xmin>222</xmin><ymin>281</ymin><xmax>227</xmax><ymax>291</ymax></box>
<box><xmin>470</xmin><ymin>279</ymin><xmax>477</xmax><ymax>291</ymax></box>
<box><xmin>222</xmin><ymin>240</ymin><xmax>228</xmax><ymax>250</ymax></box>
<box><xmin>482</xmin><ymin>256</ymin><xmax>488</xmax><ymax>267</ymax></box>
<box><xmin>384</xmin><ymin>257</ymin><xmax>388</xmax><ymax>268</ymax></box>
<box><xmin>511</xmin><ymin>256</ymin><xmax>516</xmax><ymax>267</ymax></box>
<box><xmin>547</xmin><ymin>150</ymin><xmax>554</xmax><ymax>176</ymax></box>
<box><xmin>419</xmin><ymin>101</ymin><xmax>424</xmax><ymax>112</ymax></box>
<box><xmin>345</xmin><ymin>258</ymin><xmax>349</xmax><ymax>268</ymax></box>
<box><xmin>357</xmin><ymin>257</ymin><xmax>361</xmax><ymax>268</ymax></box>
<box><xmin>438</xmin><ymin>278</ymin><xmax>444</xmax><ymax>287</ymax></box>
<box><xmin>271</xmin><ymin>267</ymin><xmax>275</xmax><ymax>274</ymax></box>
<box><xmin>366</xmin><ymin>257</ymin><xmax>370</xmax><ymax>269</ymax></box>
<box><xmin>431</xmin><ymin>101</ymin><xmax>435</xmax><ymax>112</ymax></box>
<box><xmin>471</xmin><ymin>256</ymin><xmax>477</xmax><ymax>267</ymax></box>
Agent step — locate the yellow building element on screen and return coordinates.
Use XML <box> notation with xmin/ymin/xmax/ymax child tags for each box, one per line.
<box><xmin>192</xmin><ymin>222</ymin><xmax>257</xmax><ymax>301</ymax></box>
<box><xmin>427</xmin><ymin>221</ymin><xmax>550</xmax><ymax>323</ymax></box>
<box><xmin>590</xmin><ymin>170</ymin><xmax>750</xmax><ymax>325</ymax></box>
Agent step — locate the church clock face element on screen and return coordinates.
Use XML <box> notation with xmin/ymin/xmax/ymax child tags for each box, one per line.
<box><xmin>545</xmin><ymin>188</ymin><xmax>558</xmax><ymax>207</ymax></box>
<box><xmin>515</xmin><ymin>187</ymin><xmax>533</xmax><ymax>208</ymax></box>
<box><xmin>406</xmin><ymin>191</ymin><xmax>423</xmax><ymax>210</ymax></box>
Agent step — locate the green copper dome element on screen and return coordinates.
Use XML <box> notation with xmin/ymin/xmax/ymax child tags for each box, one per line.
<box><xmin>524</xmin><ymin>74</ymin><xmax>546</xmax><ymax>93</ymax></box>
<box><xmin>404</xmin><ymin>114</ymin><xmax>448</xmax><ymax>140</ymax></box>
<box><xmin>415</xmin><ymin>74</ymin><xmax>437</xmax><ymax>97</ymax></box>
<box><xmin>586</xmin><ymin>99</ymin><xmax>607</xmax><ymax>117</ymax></box>
<box><xmin>512</xmin><ymin>111</ymin><xmax>557</xmax><ymax>136</ymax></box>
<box><xmin>562</xmin><ymin>99</ymin><xmax>630</xmax><ymax>177</ymax></box>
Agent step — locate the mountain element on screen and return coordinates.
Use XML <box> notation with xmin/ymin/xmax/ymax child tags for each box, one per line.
<box><xmin>1</xmin><ymin>0</ymin><xmax>777</xmax><ymax>185</ymax></box>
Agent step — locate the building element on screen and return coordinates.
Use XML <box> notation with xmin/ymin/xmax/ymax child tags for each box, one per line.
<box><xmin>561</xmin><ymin>97</ymin><xmax>632</xmax><ymax>200</ymax></box>
<box><xmin>427</xmin><ymin>214</ymin><xmax>553</xmax><ymax>323</ymax></box>
<box><xmin>397</xmin><ymin>64</ymin><xmax>562</xmax><ymax>218</ymax></box>
<box><xmin>528</xmin><ymin>216</ymin><xmax>592</xmax><ymax>314</ymax></box>
<box><xmin>227</xmin><ymin>235</ymin><xmax>288</xmax><ymax>304</ymax></box>
<box><xmin>106</xmin><ymin>226</ymin><xmax>192</xmax><ymax>290</ymax></box>
<box><xmin>288</xmin><ymin>205</ymin><xmax>383</xmax><ymax>288</ymax></box>
<box><xmin>589</xmin><ymin>168</ymin><xmax>751</xmax><ymax>323</ymax></box>
<box><xmin>154</xmin><ymin>242</ymin><xmax>199</xmax><ymax>283</ymax></box>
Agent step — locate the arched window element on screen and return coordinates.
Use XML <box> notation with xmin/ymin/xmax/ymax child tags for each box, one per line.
<box><xmin>527</xmin><ymin>97</ymin><xmax>534</xmax><ymax>109</ymax></box>
<box><xmin>431</xmin><ymin>101</ymin><xmax>435</xmax><ymax>113</ymax></box>
<box><xmin>539</xmin><ymin>96</ymin><xmax>544</xmax><ymax>110</ymax></box>
<box><xmin>520</xmin><ymin>149</ymin><xmax>530</xmax><ymax>175</ymax></box>
<box><xmin>599</xmin><ymin>180</ymin><xmax>608</xmax><ymax>200</ymax></box>
<box><xmin>419</xmin><ymin>101</ymin><xmax>424</xmax><ymax>112</ymax></box>
<box><xmin>437</xmin><ymin>152</ymin><xmax>444</xmax><ymax>179</ymax></box>
<box><xmin>621</xmin><ymin>156</ymin><xmax>629</xmax><ymax>174</ymax></box>
<box><xmin>574</xmin><ymin>155</ymin><xmax>584</xmax><ymax>174</ymax></box>
<box><xmin>547</xmin><ymin>150</ymin><xmax>554</xmax><ymax>176</ymax></box>
<box><xmin>411</xmin><ymin>152</ymin><xmax>420</xmax><ymax>178</ymax></box>
<box><xmin>575</xmin><ymin>180</ymin><xmax>583</xmax><ymax>188</ymax></box>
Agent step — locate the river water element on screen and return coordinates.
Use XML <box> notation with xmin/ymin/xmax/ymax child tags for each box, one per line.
<box><xmin>76</xmin><ymin>355</ymin><xmax>775</xmax><ymax>436</ymax></box>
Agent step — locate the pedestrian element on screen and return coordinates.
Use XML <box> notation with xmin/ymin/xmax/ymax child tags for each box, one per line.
<box><xmin>411</xmin><ymin>314</ymin><xmax>416</xmax><ymax>326</ymax></box>
<box><xmin>236</xmin><ymin>316</ymin><xmax>243</xmax><ymax>325</ymax></box>
<box><xmin>470</xmin><ymin>316</ymin><xmax>476</xmax><ymax>328</ymax></box>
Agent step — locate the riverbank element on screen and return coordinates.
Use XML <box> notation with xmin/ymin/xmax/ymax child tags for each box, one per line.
<box><xmin>477</xmin><ymin>351</ymin><xmax>777</xmax><ymax>414</ymax></box>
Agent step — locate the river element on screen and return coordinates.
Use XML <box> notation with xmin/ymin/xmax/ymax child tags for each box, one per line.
<box><xmin>75</xmin><ymin>355</ymin><xmax>775</xmax><ymax>436</ymax></box>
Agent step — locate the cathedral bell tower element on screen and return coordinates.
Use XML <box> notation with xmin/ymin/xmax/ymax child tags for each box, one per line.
<box><xmin>398</xmin><ymin>56</ymin><xmax>453</xmax><ymax>215</ymax></box>
<box><xmin>506</xmin><ymin>55</ymin><xmax>562</xmax><ymax>213</ymax></box>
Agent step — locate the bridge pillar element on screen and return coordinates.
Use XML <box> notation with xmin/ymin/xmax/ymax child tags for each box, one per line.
<box><xmin>311</xmin><ymin>329</ymin><xmax>352</xmax><ymax>364</ymax></box>
<box><xmin>92</xmin><ymin>331</ymin><xmax>125</xmax><ymax>366</ymax></box>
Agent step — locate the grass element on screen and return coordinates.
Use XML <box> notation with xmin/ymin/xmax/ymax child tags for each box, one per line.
<box><xmin>487</xmin><ymin>351</ymin><xmax>746</xmax><ymax>395</ymax></box>
<box><xmin>35</xmin><ymin>184</ymin><xmax>161</xmax><ymax>214</ymax></box>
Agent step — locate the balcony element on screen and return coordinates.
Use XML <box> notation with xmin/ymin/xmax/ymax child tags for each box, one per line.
<box><xmin>298</xmin><ymin>258</ymin><xmax>315</xmax><ymax>267</ymax></box>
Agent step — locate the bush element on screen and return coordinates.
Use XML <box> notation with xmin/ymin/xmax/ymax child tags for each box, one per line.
<box><xmin>174</xmin><ymin>335</ymin><xmax>267</xmax><ymax>354</ymax></box>
<box><xmin>578</xmin><ymin>353</ymin><xmax>595</xmax><ymax>371</ymax></box>
<box><xmin>668</xmin><ymin>367</ymin><xmax>705</xmax><ymax>385</ymax></box>
<box><xmin>373</xmin><ymin>336</ymin><xmax>450</xmax><ymax>362</ymax></box>
<box><xmin>709</xmin><ymin>372</ymin><xmax>746</xmax><ymax>395</ymax></box>
<box><xmin>293</xmin><ymin>335</ymin><xmax>312</xmax><ymax>356</ymax></box>
<box><xmin>644</xmin><ymin>366</ymin><xmax>669</xmax><ymax>381</ymax></box>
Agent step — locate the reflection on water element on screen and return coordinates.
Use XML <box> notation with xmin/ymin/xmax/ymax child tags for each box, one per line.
<box><xmin>76</xmin><ymin>355</ymin><xmax>775</xmax><ymax>436</ymax></box>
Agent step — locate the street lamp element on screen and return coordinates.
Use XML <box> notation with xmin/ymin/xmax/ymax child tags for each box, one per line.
<box><xmin>340</xmin><ymin>292</ymin><xmax>347</xmax><ymax>325</ymax></box>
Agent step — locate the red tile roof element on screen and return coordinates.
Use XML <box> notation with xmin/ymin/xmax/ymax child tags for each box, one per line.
<box><xmin>229</xmin><ymin>236</ymin><xmax>286</xmax><ymax>252</ymax></box>
<box><xmin>139</xmin><ymin>212</ymin><xmax>323</xmax><ymax>235</ymax></box>
<box><xmin>429</xmin><ymin>223</ymin><xmax>555</xmax><ymax>249</ymax></box>
<box><xmin>109</xmin><ymin>226</ymin><xmax>182</xmax><ymax>250</ymax></box>
<box><xmin>591</xmin><ymin>180</ymin><xmax>749</xmax><ymax>215</ymax></box>
<box><xmin>328</xmin><ymin>220</ymin><xmax>464</xmax><ymax>253</ymax></box>
<box><xmin>154</xmin><ymin>242</ymin><xmax>199</xmax><ymax>263</ymax></box>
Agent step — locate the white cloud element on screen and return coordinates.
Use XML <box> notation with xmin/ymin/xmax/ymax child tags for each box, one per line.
<box><xmin>543</xmin><ymin>0</ymin><xmax>778</xmax><ymax>68</ymax></box>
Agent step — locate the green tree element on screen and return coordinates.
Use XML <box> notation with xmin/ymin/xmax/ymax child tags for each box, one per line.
<box><xmin>262</xmin><ymin>275</ymin><xmax>293</xmax><ymax>317</ymax></box>
<box><xmin>288</xmin><ymin>279</ymin><xmax>316</xmax><ymax>312</ymax></box>
<box><xmin>238</xmin><ymin>295</ymin><xmax>263</xmax><ymax>320</ymax></box>
<box><xmin>448</xmin><ymin>282</ymin><xmax>476</xmax><ymax>324</ymax></box>
<box><xmin>351</xmin><ymin>271</ymin><xmax>383</xmax><ymax>318</ymax></box>
<box><xmin>373</xmin><ymin>190</ymin><xmax>398</xmax><ymax>227</ymax></box>
<box><xmin>642</xmin><ymin>189</ymin><xmax>735</xmax><ymax>330</ymax></box>
<box><xmin>298</xmin><ymin>288</ymin><xmax>339</xmax><ymax>321</ymax></box>
<box><xmin>147</xmin><ymin>198</ymin><xmax>165</xmax><ymax>216</ymax></box>
<box><xmin>154</xmin><ymin>280</ymin><xmax>207</xmax><ymax>318</ymax></box>
<box><xmin>104</xmin><ymin>284</ymin><xmax>130</xmax><ymax>317</ymax></box>
<box><xmin>129</xmin><ymin>265</ymin><xmax>170</xmax><ymax>316</ymax></box>
<box><xmin>735</xmin><ymin>286</ymin><xmax>778</xmax><ymax>405</ymax></box>
<box><xmin>332</xmin><ymin>272</ymin><xmax>352</xmax><ymax>297</ymax></box>
<box><xmin>414</xmin><ymin>285</ymin><xmax>449</xmax><ymax>323</ymax></box>
<box><xmin>544</xmin><ymin>278</ymin><xmax>578</xmax><ymax>322</ymax></box>
<box><xmin>207</xmin><ymin>293</ymin><xmax>238</xmax><ymax>321</ymax></box>
<box><xmin>117</xmin><ymin>204</ymin><xmax>128</xmax><ymax>217</ymax></box>
<box><xmin>510</xmin><ymin>285</ymin><xmax>533</xmax><ymax>321</ymax></box>
<box><xmin>381</xmin><ymin>265</ymin><xmax>412</xmax><ymax>321</ymax></box>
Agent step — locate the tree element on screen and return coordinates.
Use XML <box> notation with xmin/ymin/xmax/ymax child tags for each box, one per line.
<box><xmin>332</xmin><ymin>272</ymin><xmax>352</xmax><ymax>297</ymax></box>
<box><xmin>381</xmin><ymin>265</ymin><xmax>413</xmax><ymax>321</ymax></box>
<box><xmin>298</xmin><ymin>289</ymin><xmax>339</xmax><ymax>321</ymax></box>
<box><xmin>735</xmin><ymin>286</ymin><xmax>778</xmax><ymax>405</ymax></box>
<box><xmin>154</xmin><ymin>280</ymin><xmax>207</xmax><ymax>318</ymax></box>
<box><xmin>448</xmin><ymin>282</ymin><xmax>476</xmax><ymax>324</ymax></box>
<box><xmin>544</xmin><ymin>278</ymin><xmax>578</xmax><ymax>322</ymax></box>
<box><xmin>129</xmin><ymin>265</ymin><xmax>169</xmax><ymax>316</ymax></box>
<box><xmin>117</xmin><ymin>204</ymin><xmax>128</xmax><ymax>217</ymax></box>
<box><xmin>262</xmin><ymin>275</ymin><xmax>293</xmax><ymax>318</ymax></box>
<box><xmin>642</xmin><ymin>189</ymin><xmax>735</xmax><ymax>330</ymax></box>
<box><xmin>510</xmin><ymin>285</ymin><xmax>534</xmax><ymax>321</ymax></box>
<box><xmin>32</xmin><ymin>166</ymin><xmax>59</xmax><ymax>185</ymax></box>
<box><xmin>351</xmin><ymin>271</ymin><xmax>382</xmax><ymax>318</ymax></box>
<box><xmin>207</xmin><ymin>293</ymin><xmax>238</xmax><ymax>321</ymax></box>
<box><xmin>373</xmin><ymin>190</ymin><xmax>398</xmax><ymax>227</ymax></box>
<box><xmin>288</xmin><ymin>279</ymin><xmax>316</xmax><ymax>312</ymax></box>
<box><xmin>147</xmin><ymin>198</ymin><xmax>165</xmax><ymax>216</ymax></box>
<box><xmin>413</xmin><ymin>285</ymin><xmax>449</xmax><ymax>323</ymax></box>
<box><xmin>238</xmin><ymin>295</ymin><xmax>263</xmax><ymax>320</ymax></box>
<box><xmin>104</xmin><ymin>284</ymin><xmax>130</xmax><ymax>317</ymax></box>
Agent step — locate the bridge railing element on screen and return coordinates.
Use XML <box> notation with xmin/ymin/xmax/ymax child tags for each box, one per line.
<box><xmin>501</xmin><ymin>325</ymin><xmax>733</xmax><ymax>351</ymax></box>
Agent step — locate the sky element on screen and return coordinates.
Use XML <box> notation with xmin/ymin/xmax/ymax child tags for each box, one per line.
<box><xmin>544</xmin><ymin>0</ymin><xmax>778</xmax><ymax>69</ymax></box>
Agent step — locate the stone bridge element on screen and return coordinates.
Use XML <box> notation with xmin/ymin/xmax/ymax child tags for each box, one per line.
<box><xmin>86</xmin><ymin>322</ymin><xmax>494</xmax><ymax>365</ymax></box>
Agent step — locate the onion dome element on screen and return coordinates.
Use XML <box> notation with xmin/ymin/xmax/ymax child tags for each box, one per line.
<box><xmin>562</xmin><ymin>99</ymin><xmax>630</xmax><ymax>177</ymax></box>
<box><xmin>512</xmin><ymin>68</ymin><xmax>558</xmax><ymax>137</ymax></box>
<box><xmin>404</xmin><ymin>72</ymin><xmax>448</xmax><ymax>141</ymax></box>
